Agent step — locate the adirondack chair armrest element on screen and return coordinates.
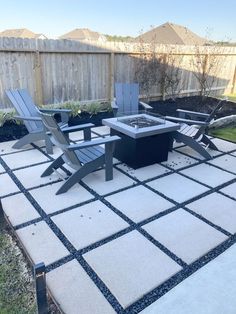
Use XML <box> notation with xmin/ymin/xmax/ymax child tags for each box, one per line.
<box><xmin>67</xmin><ymin>136</ymin><xmax>120</xmax><ymax>151</ymax></box>
<box><xmin>111</xmin><ymin>99</ymin><xmax>118</xmax><ymax>109</ymax></box>
<box><xmin>40</xmin><ymin>108</ymin><xmax>71</xmax><ymax>124</ymax></box>
<box><xmin>177</xmin><ymin>109</ymin><xmax>210</xmax><ymax>120</ymax></box>
<box><xmin>165</xmin><ymin>116</ymin><xmax>208</xmax><ymax>126</ymax></box>
<box><xmin>14</xmin><ymin>115</ymin><xmax>42</xmax><ymax>122</ymax></box>
<box><xmin>40</xmin><ymin>109</ymin><xmax>71</xmax><ymax>114</ymax></box>
<box><xmin>62</xmin><ymin>123</ymin><xmax>94</xmax><ymax>134</ymax></box>
<box><xmin>139</xmin><ymin>101</ymin><xmax>152</xmax><ymax>110</ymax></box>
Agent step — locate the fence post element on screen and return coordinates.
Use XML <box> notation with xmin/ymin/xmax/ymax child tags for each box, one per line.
<box><xmin>34</xmin><ymin>51</ymin><xmax>43</xmax><ymax>105</ymax></box>
<box><xmin>231</xmin><ymin>65</ymin><xmax>236</xmax><ymax>94</ymax></box>
<box><xmin>33</xmin><ymin>262</ymin><xmax>48</xmax><ymax>314</ymax></box>
<box><xmin>109</xmin><ymin>52</ymin><xmax>115</xmax><ymax>101</ymax></box>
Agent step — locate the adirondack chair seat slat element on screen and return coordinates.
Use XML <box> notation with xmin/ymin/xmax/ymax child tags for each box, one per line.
<box><xmin>40</xmin><ymin>112</ymin><xmax>120</xmax><ymax>194</ymax></box>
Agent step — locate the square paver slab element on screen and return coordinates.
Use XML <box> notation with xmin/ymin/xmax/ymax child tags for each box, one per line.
<box><xmin>1</xmin><ymin>149</ymin><xmax>49</xmax><ymax>169</ymax></box>
<box><xmin>116</xmin><ymin>163</ymin><xmax>170</xmax><ymax>181</ymax></box>
<box><xmin>220</xmin><ymin>182</ymin><xmax>236</xmax><ymax>199</ymax></box>
<box><xmin>161</xmin><ymin>151</ymin><xmax>198</xmax><ymax>170</ymax></box>
<box><xmin>211</xmin><ymin>138</ymin><xmax>236</xmax><ymax>152</ymax></box>
<box><xmin>16</xmin><ymin>221</ymin><xmax>69</xmax><ymax>266</ymax></box>
<box><xmin>105</xmin><ymin>185</ymin><xmax>174</xmax><ymax>223</ymax></box>
<box><xmin>147</xmin><ymin>173</ymin><xmax>208</xmax><ymax>203</ymax></box>
<box><xmin>176</xmin><ymin>145</ymin><xmax>221</xmax><ymax>159</ymax></box>
<box><xmin>143</xmin><ymin>209</ymin><xmax>228</xmax><ymax>264</ymax></box>
<box><xmin>47</xmin><ymin>259</ymin><xmax>115</xmax><ymax>314</ymax></box>
<box><xmin>0</xmin><ymin>140</ymin><xmax>33</xmax><ymax>155</ymax></box>
<box><xmin>13</xmin><ymin>162</ymin><xmax>67</xmax><ymax>189</ymax></box>
<box><xmin>187</xmin><ymin>192</ymin><xmax>236</xmax><ymax>234</ymax></box>
<box><xmin>30</xmin><ymin>182</ymin><xmax>94</xmax><ymax>214</ymax></box>
<box><xmin>0</xmin><ymin>173</ymin><xmax>20</xmax><ymax>197</ymax></box>
<box><xmin>52</xmin><ymin>200</ymin><xmax>129</xmax><ymax>250</ymax></box>
<box><xmin>2</xmin><ymin>193</ymin><xmax>40</xmax><ymax>226</ymax></box>
<box><xmin>208</xmin><ymin>154</ymin><xmax>236</xmax><ymax>174</ymax></box>
<box><xmin>84</xmin><ymin>231</ymin><xmax>182</xmax><ymax>308</ymax></box>
<box><xmin>180</xmin><ymin>163</ymin><xmax>235</xmax><ymax>188</ymax></box>
<box><xmin>92</xmin><ymin>126</ymin><xmax>110</xmax><ymax>136</ymax></box>
<box><xmin>0</xmin><ymin>163</ymin><xmax>5</xmax><ymax>173</ymax></box>
<box><xmin>83</xmin><ymin>168</ymin><xmax>136</xmax><ymax>195</ymax></box>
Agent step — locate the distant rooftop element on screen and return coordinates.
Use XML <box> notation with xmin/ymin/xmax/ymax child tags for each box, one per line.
<box><xmin>59</xmin><ymin>28</ymin><xmax>107</xmax><ymax>42</ymax></box>
<box><xmin>0</xmin><ymin>28</ymin><xmax>47</xmax><ymax>39</ymax></box>
<box><xmin>136</xmin><ymin>22</ymin><xmax>208</xmax><ymax>45</ymax></box>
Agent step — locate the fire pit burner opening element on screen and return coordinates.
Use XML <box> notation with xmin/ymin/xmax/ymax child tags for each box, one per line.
<box><xmin>119</xmin><ymin>116</ymin><xmax>164</xmax><ymax>129</ymax></box>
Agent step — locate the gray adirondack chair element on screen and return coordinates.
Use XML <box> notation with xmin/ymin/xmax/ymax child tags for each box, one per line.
<box><xmin>40</xmin><ymin>112</ymin><xmax>120</xmax><ymax>195</ymax></box>
<box><xmin>166</xmin><ymin>98</ymin><xmax>226</xmax><ymax>159</ymax></box>
<box><xmin>5</xmin><ymin>89</ymin><xmax>71</xmax><ymax>154</ymax></box>
<box><xmin>112</xmin><ymin>83</ymin><xmax>152</xmax><ymax>116</ymax></box>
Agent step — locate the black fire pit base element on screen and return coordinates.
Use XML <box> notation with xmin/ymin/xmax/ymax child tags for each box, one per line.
<box><xmin>111</xmin><ymin>129</ymin><xmax>171</xmax><ymax>169</ymax></box>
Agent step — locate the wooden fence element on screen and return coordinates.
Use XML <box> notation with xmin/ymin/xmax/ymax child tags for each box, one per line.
<box><xmin>0</xmin><ymin>37</ymin><xmax>236</xmax><ymax>109</ymax></box>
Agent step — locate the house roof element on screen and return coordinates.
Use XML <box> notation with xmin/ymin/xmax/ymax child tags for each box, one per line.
<box><xmin>0</xmin><ymin>28</ymin><xmax>47</xmax><ymax>39</ymax></box>
<box><xmin>136</xmin><ymin>22</ymin><xmax>208</xmax><ymax>45</ymax></box>
<box><xmin>59</xmin><ymin>28</ymin><xmax>107</xmax><ymax>41</ymax></box>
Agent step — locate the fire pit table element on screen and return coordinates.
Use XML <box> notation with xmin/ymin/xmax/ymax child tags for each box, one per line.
<box><xmin>102</xmin><ymin>113</ymin><xmax>179</xmax><ymax>169</ymax></box>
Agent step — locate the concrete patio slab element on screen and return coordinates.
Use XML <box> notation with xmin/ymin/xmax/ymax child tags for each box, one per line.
<box><xmin>143</xmin><ymin>209</ymin><xmax>228</xmax><ymax>264</ymax></box>
<box><xmin>16</xmin><ymin>221</ymin><xmax>69</xmax><ymax>266</ymax></box>
<box><xmin>187</xmin><ymin>192</ymin><xmax>236</xmax><ymax>234</ymax></box>
<box><xmin>13</xmin><ymin>162</ymin><xmax>67</xmax><ymax>189</ymax></box>
<box><xmin>92</xmin><ymin>126</ymin><xmax>110</xmax><ymax>136</ymax></box>
<box><xmin>29</xmin><ymin>181</ymin><xmax>94</xmax><ymax>214</ymax></box>
<box><xmin>176</xmin><ymin>145</ymin><xmax>221</xmax><ymax>159</ymax></box>
<box><xmin>0</xmin><ymin>173</ymin><xmax>20</xmax><ymax>197</ymax></box>
<box><xmin>231</xmin><ymin>151</ymin><xmax>236</xmax><ymax>157</ymax></box>
<box><xmin>84</xmin><ymin>231</ymin><xmax>182</xmax><ymax>308</ymax></box>
<box><xmin>116</xmin><ymin>163</ymin><xmax>170</xmax><ymax>181</ymax></box>
<box><xmin>208</xmin><ymin>154</ymin><xmax>236</xmax><ymax>174</ymax></box>
<box><xmin>105</xmin><ymin>185</ymin><xmax>174</xmax><ymax>223</ymax></box>
<box><xmin>147</xmin><ymin>173</ymin><xmax>208</xmax><ymax>203</ymax></box>
<box><xmin>220</xmin><ymin>182</ymin><xmax>236</xmax><ymax>199</ymax></box>
<box><xmin>52</xmin><ymin>200</ymin><xmax>129</xmax><ymax>250</ymax></box>
<box><xmin>47</xmin><ymin>259</ymin><xmax>116</xmax><ymax>314</ymax></box>
<box><xmin>82</xmin><ymin>168</ymin><xmax>136</xmax><ymax>195</ymax></box>
<box><xmin>1</xmin><ymin>149</ymin><xmax>49</xmax><ymax>169</ymax></box>
<box><xmin>0</xmin><ymin>140</ymin><xmax>33</xmax><ymax>155</ymax></box>
<box><xmin>211</xmin><ymin>138</ymin><xmax>236</xmax><ymax>152</ymax></box>
<box><xmin>0</xmin><ymin>163</ymin><xmax>5</xmax><ymax>173</ymax></box>
<box><xmin>1</xmin><ymin>193</ymin><xmax>40</xmax><ymax>226</ymax></box>
<box><xmin>69</xmin><ymin>130</ymin><xmax>98</xmax><ymax>141</ymax></box>
<box><xmin>180</xmin><ymin>163</ymin><xmax>235</xmax><ymax>187</ymax></box>
<box><xmin>141</xmin><ymin>243</ymin><xmax>236</xmax><ymax>314</ymax></box>
<box><xmin>161</xmin><ymin>151</ymin><xmax>198</xmax><ymax>170</ymax></box>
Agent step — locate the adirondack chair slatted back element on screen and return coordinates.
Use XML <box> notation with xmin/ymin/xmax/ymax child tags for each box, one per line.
<box><xmin>195</xmin><ymin>98</ymin><xmax>225</xmax><ymax>138</ymax></box>
<box><xmin>40</xmin><ymin>113</ymin><xmax>81</xmax><ymax>169</ymax></box>
<box><xmin>6</xmin><ymin>89</ymin><xmax>43</xmax><ymax>132</ymax></box>
<box><xmin>115</xmin><ymin>83</ymin><xmax>139</xmax><ymax>115</ymax></box>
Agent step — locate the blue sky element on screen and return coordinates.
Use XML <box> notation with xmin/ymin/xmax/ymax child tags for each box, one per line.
<box><xmin>0</xmin><ymin>0</ymin><xmax>235</xmax><ymax>41</ymax></box>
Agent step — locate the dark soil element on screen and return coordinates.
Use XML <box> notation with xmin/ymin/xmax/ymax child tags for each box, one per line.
<box><xmin>1</xmin><ymin>97</ymin><xmax>235</xmax><ymax>142</ymax></box>
<box><xmin>150</xmin><ymin>96</ymin><xmax>236</xmax><ymax>119</ymax></box>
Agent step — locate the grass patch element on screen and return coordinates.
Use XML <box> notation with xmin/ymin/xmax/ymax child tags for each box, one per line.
<box><xmin>209</xmin><ymin>126</ymin><xmax>236</xmax><ymax>143</ymax></box>
<box><xmin>223</xmin><ymin>93</ymin><xmax>236</xmax><ymax>102</ymax></box>
<box><xmin>0</xmin><ymin>225</ymin><xmax>36</xmax><ymax>314</ymax></box>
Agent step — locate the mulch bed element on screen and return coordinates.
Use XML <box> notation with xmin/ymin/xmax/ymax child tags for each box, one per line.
<box><xmin>1</xmin><ymin>96</ymin><xmax>236</xmax><ymax>142</ymax></box>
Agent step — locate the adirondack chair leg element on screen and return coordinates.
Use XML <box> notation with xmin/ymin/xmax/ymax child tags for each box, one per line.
<box><xmin>41</xmin><ymin>155</ymin><xmax>64</xmax><ymax>177</ymax></box>
<box><xmin>201</xmin><ymin>135</ymin><xmax>218</xmax><ymax>150</ymax></box>
<box><xmin>83</xmin><ymin>128</ymin><xmax>91</xmax><ymax>141</ymax></box>
<box><xmin>56</xmin><ymin>157</ymin><xmax>104</xmax><ymax>195</ymax></box>
<box><xmin>44</xmin><ymin>134</ymin><xmax>53</xmax><ymax>154</ymax></box>
<box><xmin>105</xmin><ymin>142</ymin><xmax>114</xmax><ymax>181</ymax></box>
<box><xmin>173</xmin><ymin>131</ymin><xmax>212</xmax><ymax>159</ymax></box>
<box><xmin>12</xmin><ymin>132</ymin><xmax>45</xmax><ymax>149</ymax></box>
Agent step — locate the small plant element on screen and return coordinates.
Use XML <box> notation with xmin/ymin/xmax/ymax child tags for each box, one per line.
<box><xmin>0</xmin><ymin>110</ymin><xmax>19</xmax><ymax>127</ymax></box>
